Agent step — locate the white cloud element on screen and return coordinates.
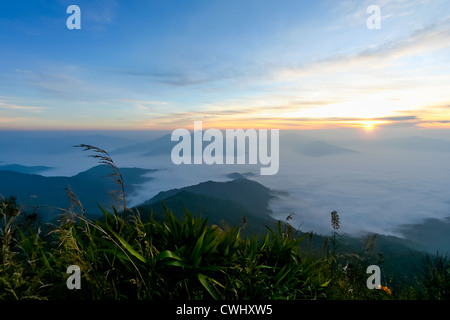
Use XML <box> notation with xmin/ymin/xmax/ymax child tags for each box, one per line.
<box><xmin>0</xmin><ymin>101</ymin><xmax>46</xmax><ymax>113</ymax></box>
<box><xmin>273</xmin><ymin>16</ymin><xmax>450</xmax><ymax>82</ymax></box>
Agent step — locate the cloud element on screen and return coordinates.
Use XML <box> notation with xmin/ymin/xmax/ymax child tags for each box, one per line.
<box><xmin>250</xmin><ymin>135</ymin><xmax>450</xmax><ymax>239</ymax></box>
<box><xmin>14</xmin><ymin>69</ymin><xmax>88</xmax><ymax>100</ymax></box>
<box><xmin>274</xmin><ymin>16</ymin><xmax>450</xmax><ymax>81</ymax></box>
<box><xmin>116</xmin><ymin>99</ymin><xmax>167</xmax><ymax>105</ymax></box>
<box><xmin>131</xmin><ymin>98</ymin><xmax>424</xmax><ymax>130</ymax></box>
<box><xmin>0</xmin><ymin>116</ymin><xmax>26</xmax><ymax>123</ymax></box>
<box><xmin>0</xmin><ymin>101</ymin><xmax>46</xmax><ymax>113</ymax></box>
<box><xmin>13</xmin><ymin>66</ymin><xmax>137</xmax><ymax>103</ymax></box>
<box><xmin>336</xmin><ymin>0</ymin><xmax>437</xmax><ymax>27</ymax></box>
<box><xmin>116</xmin><ymin>98</ymin><xmax>169</xmax><ymax>111</ymax></box>
<box><xmin>79</xmin><ymin>0</ymin><xmax>119</xmax><ymax>31</ymax></box>
<box><xmin>377</xmin><ymin>115</ymin><xmax>417</xmax><ymax>121</ymax></box>
<box><xmin>110</xmin><ymin>68</ymin><xmax>229</xmax><ymax>87</ymax></box>
<box><xmin>108</xmin><ymin>127</ymin><xmax>450</xmax><ymax>243</ymax></box>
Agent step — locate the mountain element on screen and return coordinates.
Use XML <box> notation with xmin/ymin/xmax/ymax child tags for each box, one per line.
<box><xmin>111</xmin><ymin>131</ymin><xmax>358</xmax><ymax>160</ymax></box>
<box><xmin>144</xmin><ymin>177</ymin><xmax>275</xmax><ymax>215</ymax></box>
<box><xmin>0</xmin><ymin>165</ymin><xmax>155</xmax><ymax>219</ymax></box>
<box><xmin>135</xmin><ymin>175</ymin><xmax>428</xmax><ymax>281</ymax></box>
<box><xmin>139</xmin><ymin>190</ymin><xmax>277</xmax><ymax>236</ymax></box>
<box><xmin>397</xmin><ymin>216</ymin><xmax>450</xmax><ymax>255</ymax></box>
<box><xmin>136</xmin><ymin>177</ymin><xmax>279</xmax><ymax>235</ymax></box>
<box><xmin>330</xmin><ymin>232</ymin><xmax>428</xmax><ymax>283</ymax></box>
<box><xmin>0</xmin><ymin>164</ymin><xmax>53</xmax><ymax>174</ymax></box>
<box><xmin>382</xmin><ymin>136</ymin><xmax>450</xmax><ymax>152</ymax></box>
<box><xmin>0</xmin><ymin>160</ymin><xmax>429</xmax><ymax>282</ymax></box>
<box><xmin>0</xmin><ymin>132</ymin><xmax>135</xmax><ymax>155</ymax></box>
<box><xmin>111</xmin><ymin>132</ymin><xmax>245</xmax><ymax>157</ymax></box>
<box><xmin>111</xmin><ymin>133</ymin><xmax>174</xmax><ymax>156</ymax></box>
<box><xmin>297</xmin><ymin>140</ymin><xmax>357</xmax><ymax>157</ymax></box>
<box><xmin>280</xmin><ymin>133</ymin><xmax>450</xmax><ymax>157</ymax></box>
<box><xmin>279</xmin><ymin>132</ymin><xmax>357</xmax><ymax>157</ymax></box>
<box><xmin>343</xmin><ymin>135</ymin><xmax>450</xmax><ymax>153</ymax></box>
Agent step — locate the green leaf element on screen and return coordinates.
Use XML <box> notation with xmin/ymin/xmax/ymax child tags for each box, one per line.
<box><xmin>155</xmin><ymin>250</ymin><xmax>183</xmax><ymax>261</ymax></box>
<box><xmin>321</xmin><ymin>279</ymin><xmax>331</xmax><ymax>287</ymax></box>
<box><xmin>40</xmin><ymin>249</ymin><xmax>53</xmax><ymax>271</ymax></box>
<box><xmin>109</xmin><ymin>229</ymin><xmax>147</xmax><ymax>264</ymax></box>
<box><xmin>165</xmin><ymin>260</ymin><xmax>190</xmax><ymax>268</ymax></box>
<box><xmin>191</xmin><ymin>228</ymin><xmax>206</xmax><ymax>266</ymax></box>
<box><xmin>18</xmin><ymin>229</ymin><xmax>33</xmax><ymax>255</ymax></box>
<box><xmin>197</xmin><ymin>273</ymin><xmax>220</xmax><ymax>300</ymax></box>
<box><xmin>97</xmin><ymin>204</ymin><xmax>111</xmax><ymax>223</ymax></box>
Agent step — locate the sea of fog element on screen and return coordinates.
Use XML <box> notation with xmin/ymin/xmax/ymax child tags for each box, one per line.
<box><xmin>2</xmin><ymin>129</ymin><xmax>450</xmax><ymax>249</ymax></box>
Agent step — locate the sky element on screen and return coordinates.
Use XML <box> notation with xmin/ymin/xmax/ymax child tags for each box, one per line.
<box><xmin>1</xmin><ymin>0</ymin><xmax>450</xmax><ymax>131</ymax></box>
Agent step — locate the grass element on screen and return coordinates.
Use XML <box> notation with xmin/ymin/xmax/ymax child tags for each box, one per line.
<box><xmin>1</xmin><ymin>145</ymin><xmax>449</xmax><ymax>300</ymax></box>
<box><xmin>0</xmin><ymin>195</ymin><xmax>331</xmax><ymax>300</ymax></box>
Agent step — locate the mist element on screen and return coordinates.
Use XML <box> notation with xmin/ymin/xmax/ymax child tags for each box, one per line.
<box><xmin>2</xmin><ymin>128</ymin><xmax>450</xmax><ymax>252</ymax></box>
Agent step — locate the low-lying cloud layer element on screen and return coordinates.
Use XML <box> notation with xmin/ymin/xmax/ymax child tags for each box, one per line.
<box><xmin>2</xmin><ymin>129</ymin><xmax>450</xmax><ymax>253</ymax></box>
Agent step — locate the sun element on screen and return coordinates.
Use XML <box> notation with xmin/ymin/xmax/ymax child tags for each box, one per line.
<box><xmin>362</xmin><ymin>120</ymin><xmax>376</xmax><ymax>131</ymax></box>
<box><xmin>359</xmin><ymin>120</ymin><xmax>388</xmax><ymax>131</ymax></box>
<box><xmin>359</xmin><ymin>119</ymin><xmax>391</xmax><ymax>131</ymax></box>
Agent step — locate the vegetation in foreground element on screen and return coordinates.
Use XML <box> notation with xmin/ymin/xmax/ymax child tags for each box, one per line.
<box><xmin>1</xmin><ymin>145</ymin><xmax>449</xmax><ymax>300</ymax></box>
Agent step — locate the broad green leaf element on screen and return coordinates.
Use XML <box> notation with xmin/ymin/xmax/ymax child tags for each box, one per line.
<box><xmin>191</xmin><ymin>228</ymin><xmax>206</xmax><ymax>263</ymax></box>
<box><xmin>197</xmin><ymin>273</ymin><xmax>220</xmax><ymax>300</ymax></box>
<box><xmin>155</xmin><ymin>250</ymin><xmax>183</xmax><ymax>261</ymax></box>
<box><xmin>321</xmin><ymin>279</ymin><xmax>331</xmax><ymax>287</ymax></box>
<box><xmin>165</xmin><ymin>260</ymin><xmax>191</xmax><ymax>268</ymax></box>
<box><xmin>109</xmin><ymin>229</ymin><xmax>147</xmax><ymax>264</ymax></box>
<box><xmin>18</xmin><ymin>229</ymin><xmax>33</xmax><ymax>255</ymax></box>
<box><xmin>40</xmin><ymin>249</ymin><xmax>52</xmax><ymax>271</ymax></box>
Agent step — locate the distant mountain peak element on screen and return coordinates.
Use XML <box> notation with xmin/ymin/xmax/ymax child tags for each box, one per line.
<box><xmin>0</xmin><ymin>164</ymin><xmax>54</xmax><ymax>175</ymax></box>
<box><xmin>143</xmin><ymin>176</ymin><xmax>275</xmax><ymax>216</ymax></box>
<box><xmin>299</xmin><ymin>140</ymin><xmax>357</xmax><ymax>157</ymax></box>
<box><xmin>225</xmin><ymin>172</ymin><xmax>256</xmax><ymax>179</ymax></box>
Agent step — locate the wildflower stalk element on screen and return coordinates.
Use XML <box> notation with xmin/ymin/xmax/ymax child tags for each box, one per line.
<box><xmin>330</xmin><ymin>210</ymin><xmax>340</xmax><ymax>258</ymax></box>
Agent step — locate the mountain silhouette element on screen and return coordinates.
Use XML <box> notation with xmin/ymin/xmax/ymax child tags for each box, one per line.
<box><xmin>0</xmin><ymin>165</ymin><xmax>155</xmax><ymax>219</ymax></box>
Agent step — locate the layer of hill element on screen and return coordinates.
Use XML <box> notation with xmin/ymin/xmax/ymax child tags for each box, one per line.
<box><xmin>136</xmin><ymin>176</ymin><xmax>279</xmax><ymax>236</ymax></box>
<box><xmin>0</xmin><ymin>165</ymin><xmax>155</xmax><ymax>219</ymax></box>
<box><xmin>0</xmin><ymin>164</ymin><xmax>53</xmax><ymax>174</ymax></box>
<box><xmin>133</xmin><ymin>175</ymin><xmax>428</xmax><ymax>281</ymax></box>
<box><xmin>143</xmin><ymin>176</ymin><xmax>275</xmax><ymax>214</ymax></box>
<box><xmin>109</xmin><ymin>132</ymin><xmax>358</xmax><ymax>158</ymax></box>
<box><xmin>0</xmin><ymin>160</ymin><xmax>431</xmax><ymax>282</ymax></box>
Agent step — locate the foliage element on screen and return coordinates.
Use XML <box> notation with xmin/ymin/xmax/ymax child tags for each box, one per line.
<box><xmin>418</xmin><ymin>252</ymin><xmax>450</xmax><ymax>299</ymax></box>
<box><xmin>0</xmin><ymin>197</ymin><xmax>330</xmax><ymax>300</ymax></box>
<box><xmin>1</xmin><ymin>196</ymin><xmax>448</xmax><ymax>300</ymax></box>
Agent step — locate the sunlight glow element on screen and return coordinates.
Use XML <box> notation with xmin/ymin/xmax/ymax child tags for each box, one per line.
<box><xmin>358</xmin><ymin>120</ymin><xmax>387</xmax><ymax>131</ymax></box>
<box><xmin>362</xmin><ymin>121</ymin><xmax>376</xmax><ymax>131</ymax></box>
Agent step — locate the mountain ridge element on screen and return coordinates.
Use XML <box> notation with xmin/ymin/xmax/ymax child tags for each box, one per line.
<box><xmin>0</xmin><ymin>165</ymin><xmax>155</xmax><ymax>219</ymax></box>
<box><xmin>134</xmin><ymin>176</ymin><xmax>429</xmax><ymax>281</ymax></box>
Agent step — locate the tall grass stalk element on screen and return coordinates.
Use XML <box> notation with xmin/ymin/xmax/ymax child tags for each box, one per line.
<box><xmin>74</xmin><ymin>144</ymin><xmax>127</xmax><ymax>215</ymax></box>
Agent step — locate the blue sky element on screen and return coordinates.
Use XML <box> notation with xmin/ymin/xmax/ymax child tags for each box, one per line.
<box><xmin>1</xmin><ymin>0</ymin><xmax>450</xmax><ymax>130</ymax></box>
